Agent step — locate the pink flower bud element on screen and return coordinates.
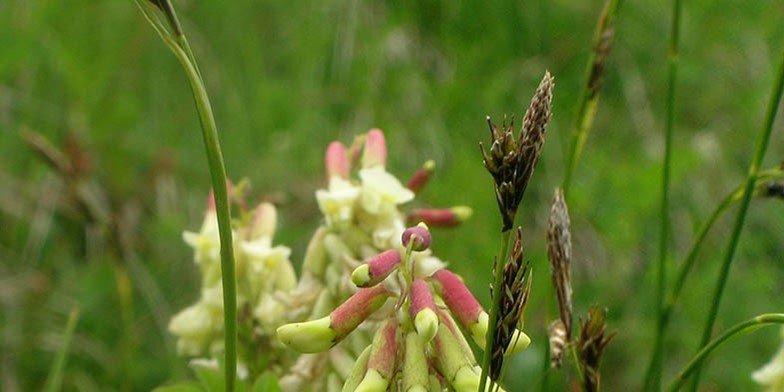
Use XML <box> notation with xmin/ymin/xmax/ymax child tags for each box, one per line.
<box><xmin>360</xmin><ymin>319</ymin><xmax>398</xmax><ymax>389</ymax></box>
<box><xmin>410</xmin><ymin>279</ymin><xmax>439</xmax><ymax>342</ymax></box>
<box><xmin>249</xmin><ymin>202</ymin><xmax>277</xmax><ymax>239</ymax></box>
<box><xmin>431</xmin><ymin>269</ymin><xmax>483</xmax><ymax>330</ymax></box>
<box><xmin>407</xmin><ymin>160</ymin><xmax>435</xmax><ymax>193</ymax></box>
<box><xmin>352</xmin><ymin>249</ymin><xmax>402</xmax><ymax>287</ymax></box>
<box><xmin>330</xmin><ymin>285</ymin><xmax>393</xmax><ymax>340</ymax></box>
<box><xmin>325</xmin><ymin>141</ymin><xmax>349</xmax><ymax>179</ymax></box>
<box><xmin>402</xmin><ymin>224</ymin><xmax>432</xmax><ymax>251</ymax></box>
<box><xmin>407</xmin><ymin>207</ymin><xmax>473</xmax><ymax>227</ymax></box>
<box><xmin>362</xmin><ymin>128</ymin><xmax>387</xmax><ymax>168</ymax></box>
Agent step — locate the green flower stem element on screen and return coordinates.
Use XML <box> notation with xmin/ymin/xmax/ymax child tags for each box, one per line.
<box><xmin>135</xmin><ymin>2</ymin><xmax>238</xmax><ymax>391</ymax></box>
<box><xmin>478</xmin><ymin>229</ymin><xmax>512</xmax><ymax>392</ymax></box>
<box><xmin>562</xmin><ymin>0</ymin><xmax>621</xmax><ymax>195</ymax></box>
<box><xmin>643</xmin><ymin>0</ymin><xmax>681</xmax><ymax>389</ymax></box>
<box><xmin>667</xmin><ymin>313</ymin><xmax>784</xmax><ymax>392</ymax></box>
<box><xmin>44</xmin><ymin>306</ymin><xmax>80</xmax><ymax>392</ymax></box>
<box><xmin>687</xmin><ymin>49</ymin><xmax>784</xmax><ymax>392</ymax></box>
<box><xmin>644</xmin><ymin>167</ymin><xmax>782</xmax><ymax>391</ymax></box>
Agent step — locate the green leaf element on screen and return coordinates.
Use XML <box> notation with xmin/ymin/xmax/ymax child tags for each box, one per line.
<box><xmin>252</xmin><ymin>372</ymin><xmax>282</xmax><ymax>392</ymax></box>
<box><xmin>191</xmin><ymin>362</ymin><xmax>224</xmax><ymax>392</ymax></box>
<box><xmin>152</xmin><ymin>381</ymin><xmax>204</xmax><ymax>392</ymax></box>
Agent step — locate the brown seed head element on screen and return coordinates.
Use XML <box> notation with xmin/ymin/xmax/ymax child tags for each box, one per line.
<box><xmin>480</xmin><ymin>72</ymin><xmax>554</xmax><ymax>231</ymax></box>
<box><xmin>547</xmin><ymin>187</ymin><xmax>573</xmax><ymax>340</ymax></box>
<box><xmin>577</xmin><ymin>306</ymin><xmax>615</xmax><ymax>392</ymax></box>
<box><xmin>490</xmin><ymin>227</ymin><xmax>532</xmax><ymax>381</ymax></box>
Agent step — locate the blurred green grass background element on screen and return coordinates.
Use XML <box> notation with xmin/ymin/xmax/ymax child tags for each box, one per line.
<box><xmin>2</xmin><ymin>0</ymin><xmax>784</xmax><ymax>390</ymax></box>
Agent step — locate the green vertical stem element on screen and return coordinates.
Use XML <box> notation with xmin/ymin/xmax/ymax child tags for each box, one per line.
<box><xmin>643</xmin><ymin>0</ymin><xmax>681</xmax><ymax>390</ymax></box>
<box><xmin>134</xmin><ymin>2</ymin><xmax>239</xmax><ymax>390</ymax></box>
<box><xmin>44</xmin><ymin>306</ymin><xmax>80</xmax><ymax>392</ymax></box>
<box><xmin>478</xmin><ymin>229</ymin><xmax>512</xmax><ymax>392</ymax></box>
<box><xmin>686</xmin><ymin>49</ymin><xmax>784</xmax><ymax>392</ymax></box>
<box><xmin>562</xmin><ymin>0</ymin><xmax>621</xmax><ymax>196</ymax></box>
<box><xmin>668</xmin><ymin>314</ymin><xmax>784</xmax><ymax>392</ymax></box>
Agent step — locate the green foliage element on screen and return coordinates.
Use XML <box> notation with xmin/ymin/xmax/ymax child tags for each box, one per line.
<box><xmin>2</xmin><ymin>0</ymin><xmax>783</xmax><ymax>390</ymax></box>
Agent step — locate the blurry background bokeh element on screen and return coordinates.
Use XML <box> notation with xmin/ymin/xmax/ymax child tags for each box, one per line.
<box><xmin>2</xmin><ymin>0</ymin><xmax>784</xmax><ymax>390</ymax></box>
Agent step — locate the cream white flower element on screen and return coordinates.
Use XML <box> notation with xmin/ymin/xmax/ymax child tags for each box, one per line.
<box><xmin>753</xmin><ymin>327</ymin><xmax>784</xmax><ymax>392</ymax></box>
<box><xmin>358</xmin><ymin>167</ymin><xmax>414</xmax><ymax>217</ymax></box>
<box><xmin>169</xmin><ymin>303</ymin><xmax>215</xmax><ymax>356</ymax></box>
<box><xmin>316</xmin><ymin>177</ymin><xmax>361</xmax><ymax>228</ymax></box>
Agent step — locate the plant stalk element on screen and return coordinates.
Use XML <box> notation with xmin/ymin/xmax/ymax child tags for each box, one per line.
<box><xmin>44</xmin><ymin>306</ymin><xmax>80</xmax><ymax>392</ymax></box>
<box><xmin>668</xmin><ymin>314</ymin><xmax>784</xmax><ymax>391</ymax></box>
<box><xmin>643</xmin><ymin>0</ymin><xmax>681</xmax><ymax>389</ymax></box>
<box><xmin>134</xmin><ymin>2</ymin><xmax>239</xmax><ymax>390</ymax></box>
<box><xmin>479</xmin><ymin>229</ymin><xmax>512</xmax><ymax>392</ymax></box>
<box><xmin>686</xmin><ymin>49</ymin><xmax>784</xmax><ymax>391</ymax></box>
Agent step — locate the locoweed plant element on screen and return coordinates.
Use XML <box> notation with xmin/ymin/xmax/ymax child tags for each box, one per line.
<box><xmin>132</xmin><ymin>1</ymin><xmax>784</xmax><ymax>391</ymax></box>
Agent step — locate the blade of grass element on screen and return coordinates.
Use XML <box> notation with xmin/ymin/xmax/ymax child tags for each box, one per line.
<box><xmin>562</xmin><ymin>0</ymin><xmax>621</xmax><ymax>196</ymax></box>
<box><xmin>134</xmin><ymin>2</ymin><xmax>238</xmax><ymax>390</ymax></box>
<box><xmin>643</xmin><ymin>0</ymin><xmax>682</xmax><ymax>389</ymax></box>
<box><xmin>686</xmin><ymin>48</ymin><xmax>784</xmax><ymax>391</ymax></box>
<box><xmin>43</xmin><ymin>306</ymin><xmax>80</xmax><ymax>392</ymax></box>
<box><xmin>668</xmin><ymin>313</ymin><xmax>784</xmax><ymax>392</ymax></box>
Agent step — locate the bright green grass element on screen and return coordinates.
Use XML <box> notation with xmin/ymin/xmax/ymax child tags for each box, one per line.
<box><xmin>2</xmin><ymin>0</ymin><xmax>784</xmax><ymax>390</ymax></box>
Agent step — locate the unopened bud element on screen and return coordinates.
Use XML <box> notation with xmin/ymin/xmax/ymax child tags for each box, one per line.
<box><xmin>402</xmin><ymin>331</ymin><xmax>429</xmax><ymax>392</ymax></box>
<box><xmin>276</xmin><ymin>316</ymin><xmax>335</xmax><ymax>353</ymax></box>
<box><xmin>277</xmin><ymin>285</ymin><xmax>393</xmax><ymax>352</ymax></box>
<box><xmin>342</xmin><ymin>345</ymin><xmax>372</xmax><ymax>392</ymax></box>
<box><xmin>432</xmin><ymin>269</ymin><xmax>529</xmax><ymax>353</ymax></box>
<box><xmin>362</xmin><ymin>129</ymin><xmax>387</xmax><ymax>168</ymax></box>
<box><xmin>249</xmin><ymin>202</ymin><xmax>277</xmax><ymax>240</ymax></box>
<box><xmin>433</xmin><ymin>323</ymin><xmax>483</xmax><ymax>392</ymax></box>
<box><xmin>356</xmin><ymin>320</ymin><xmax>398</xmax><ymax>392</ymax></box>
<box><xmin>410</xmin><ymin>279</ymin><xmax>438</xmax><ymax>343</ymax></box>
<box><xmin>407</xmin><ymin>160</ymin><xmax>435</xmax><ymax>193</ymax></box>
<box><xmin>302</xmin><ymin>226</ymin><xmax>329</xmax><ymax>277</ymax></box>
<box><xmin>407</xmin><ymin>206</ymin><xmax>472</xmax><ymax>227</ymax></box>
<box><xmin>402</xmin><ymin>223</ymin><xmax>431</xmax><ymax>251</ymax></box>
<box><xmin>326</xmin><ymin>141</ymin><xmax>350</xmax><ymax>179</ymax></box>
<box><xmin>351</xmin><ymin>249</ymin><xmax>402</xmax><ymax>287</ymax></box>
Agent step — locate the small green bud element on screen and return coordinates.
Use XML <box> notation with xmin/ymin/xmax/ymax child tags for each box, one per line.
<box><xmin>276</xmin><ymin>316</ymin><xmax>335</xmax><ymax>353</ymax></box>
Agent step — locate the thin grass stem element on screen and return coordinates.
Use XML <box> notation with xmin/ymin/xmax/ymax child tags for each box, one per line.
<box><xmin>668</xmin><ymin>313</ymin><xmax>784</xmax><ymax>392</ymax></box>
<box><xmin>562</xmin><ymin>0</ymin><xmax>621</xmax><ymax>196</ymax></box>
<box><xmin>686</xmin><ymin>49</ymin><xmax>784</xmax><ymax>392</ymax></box>
<box><xmin>134</xmin><ymin>2</ymin><xmax>238</xmax><ymax>390</ymax></box>
<box><xmin>643</xmin><ymin>0</ymin><xmax>682</xmax><ymax>389</ymax></box>
<box><xmin>479</xmin><ymin>229</ymin><xmax>512</xmax><ymax>392</ymax></box>
<box><xmin>43</xmin><ymin>306</ymin><xmax>80</xmax><ymax>392</ymax></box>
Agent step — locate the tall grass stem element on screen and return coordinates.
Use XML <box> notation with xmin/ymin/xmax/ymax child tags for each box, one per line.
<box><xmin>687</xmin><ymin>49</ymin><xmax>784</xmax><ymax>391</ymax></box>
<box><xmin>562</xmin><ymin>0</ymin><xmax>621</xmax><ymax>196</ymax></box>
<box><xmin>643</xmin><ymin>0</ymin><xmax>681</xmax><ymax>389</ymax></box>
<box><xmin>43</xmin><ymin>306</ymin><xmax>80</xmax><ymax>392</ymax></box>
<box><xmin>134</xmin><ymin>2</ymin><xmax>238</xmax><ymax>390</ymax></box>
<box><xmin>668</xmin><ymin>313</ymin><xmax>784</xmax><ymax>392</ymax></box>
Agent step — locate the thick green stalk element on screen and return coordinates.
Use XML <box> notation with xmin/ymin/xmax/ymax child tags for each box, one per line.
<box><xmin>687</xmin><ymin>49</ymin><xmax>784</xmax><ymax>391</ymax></box>
<box><xmin>668</xmin><ymin>314</ymin><xmax>784</xmax><ymax>392</ymax></box>
<box><xmin>643</xmin><ymin>0</ymin><xmax>681</xmax><ymax>390</ymax></box>
<box><xmin>478</xmin><ymin>229</ymin><xmax>512</xmax><ymax>392</ymax></box>
<box><xmin>134</xmin><ymin>2</ymin><xmax>238</xmax><ymax>390</ymax></box>
<box><xmin>44</xmin><ymin>306</ymin><xmax>80</xmax><ymax>392</ymax></box>
<box><xmin>562</xmin><ymin>0</ymin><xmax>621</xmax><ymax>195</ymax></box>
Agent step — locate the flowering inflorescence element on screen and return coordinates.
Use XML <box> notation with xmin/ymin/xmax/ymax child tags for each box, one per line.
<box><xmin>168</xmin><ymin>184</ymin><xmax>297</xmax><ymax>378</ymax></box>
<box><xmin>481</xmin><ymin>71</ymin><xmax>554</xmax><ymax>231</ymax></box>
<box><xmin>273</xmin><ymin>129</ymin><xmax>531</xmax><ymax>391</ymax></box>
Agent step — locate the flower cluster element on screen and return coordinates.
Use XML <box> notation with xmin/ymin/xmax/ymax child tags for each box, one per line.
<box><xmin>277</xmin><ymin>223</ymin><xmax>531</xmax><ymax>391</ymax></box>
<box><xmin>168</xmin><ymin>187</ymin><xmax>297</xmax><ymax>377</ymax></box>
<box><xmin>271</xmin><ymin>129</ymin><xmax>532</xmax><ymax>391</ymax></box>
